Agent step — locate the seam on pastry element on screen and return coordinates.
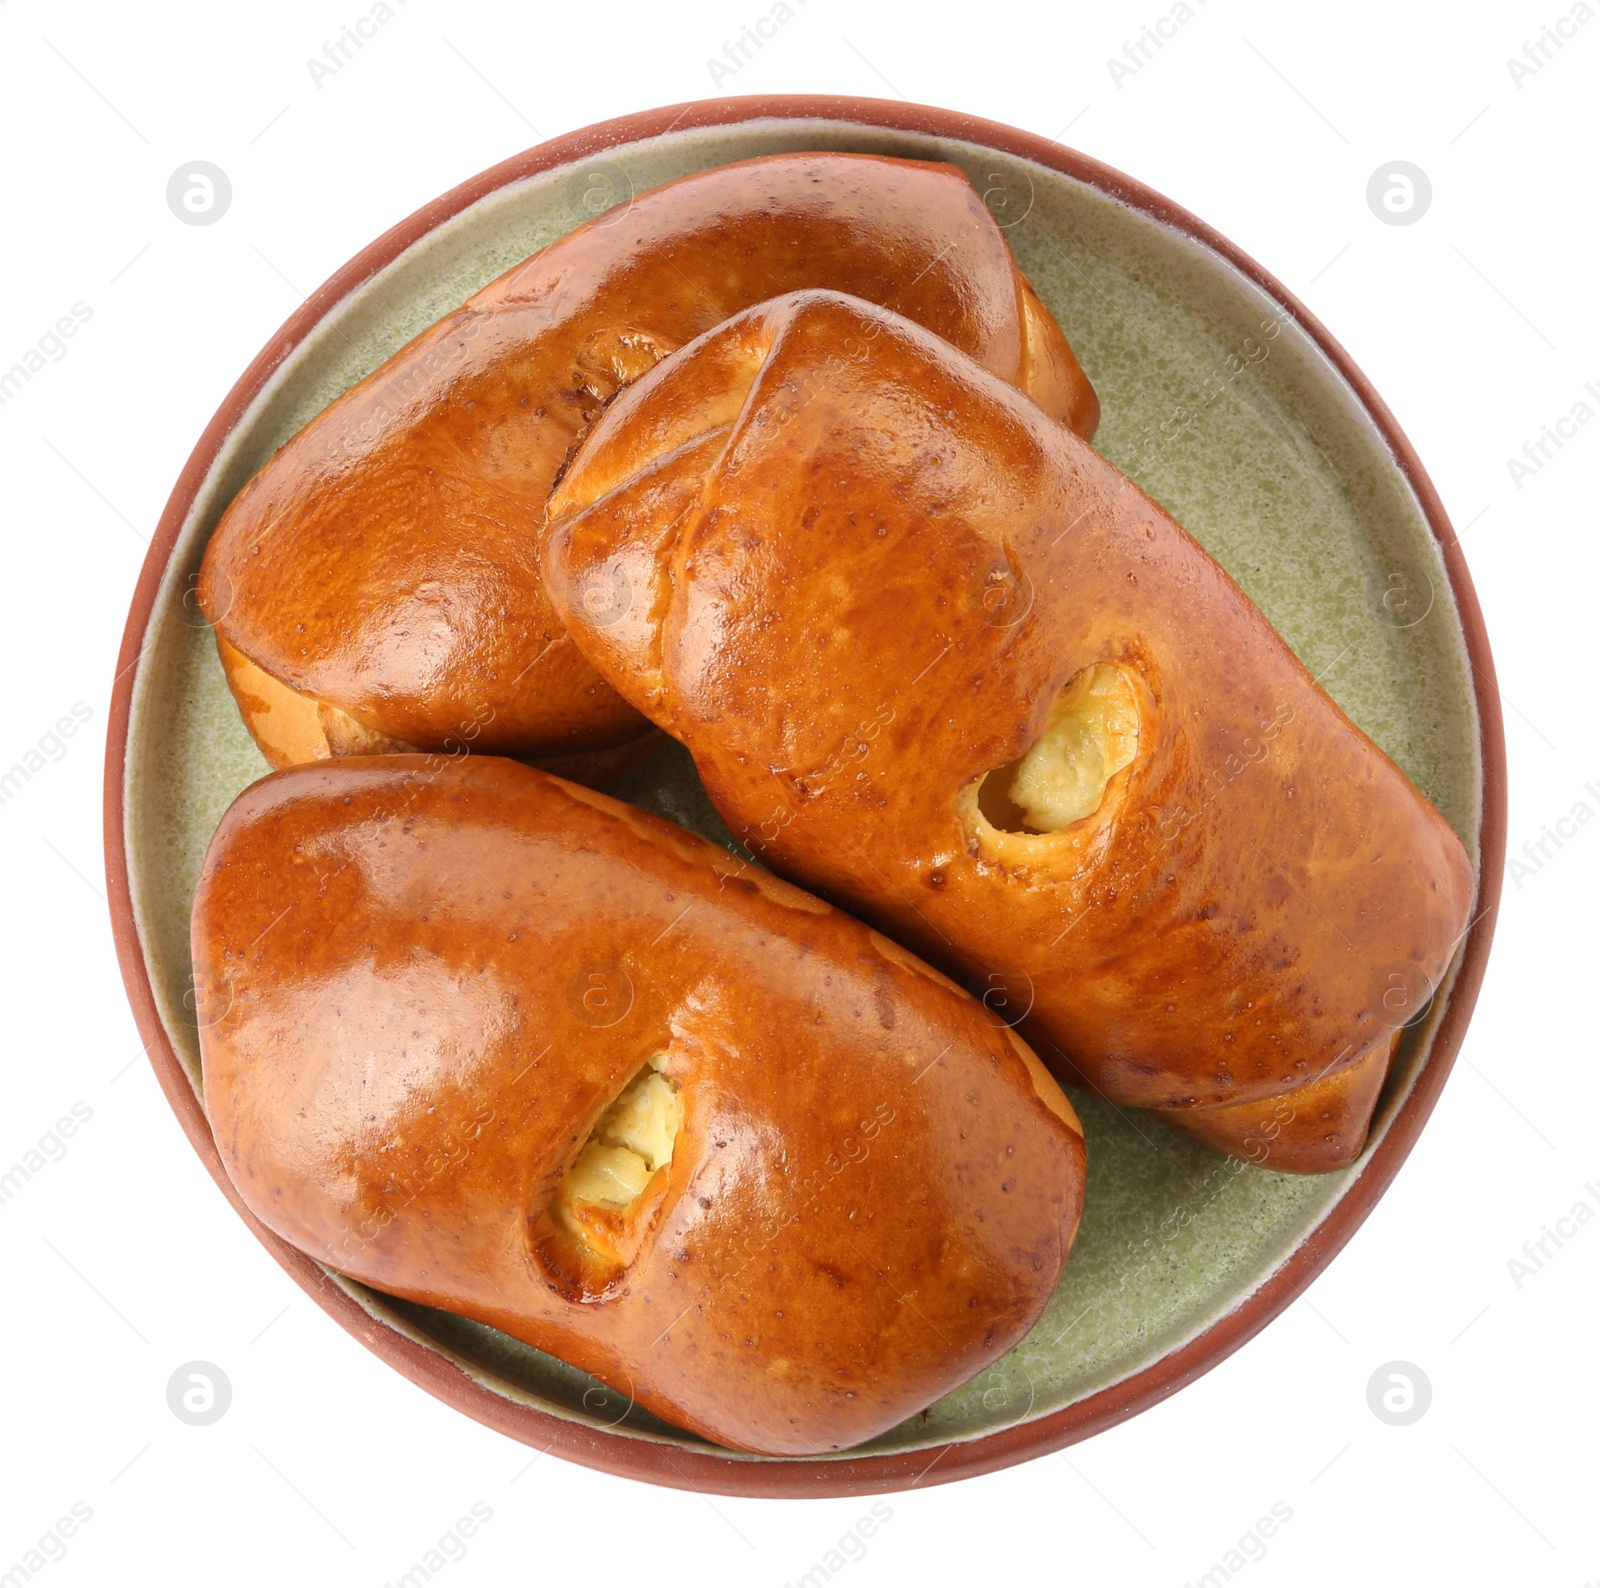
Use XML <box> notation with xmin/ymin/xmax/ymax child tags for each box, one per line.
<box><xmin>1203</xmin><ymin>1026</ymin><xmax>1399</xmax><ymax>1108</ymax></box>
<box><xmin>214</xmin><ymin>629</ymin><xmax>289</xmax><ymax>693</ymax></box>
<box><xmin>655</xmin><ymin>435</ymin><xmax>736</xmax><ymax>736</ymax></box>
<box><xmin>657</xmin><ymin>312</ymin><xmax>793</xmax><ymax>738</ymax></box>
<box><xmin>219</xmin><ymin>633</ymin><xmax>425</xmax><ymax>759</ymax></box>
<box><xmin>1013</xmin><ymin>274</ymin><xmax>1042</xmax><ymax>407</ymax></box>
<box><xmin>212</xmin><ymin>632</ymin><xmax>332</xmax><ymax>748</ymax></box>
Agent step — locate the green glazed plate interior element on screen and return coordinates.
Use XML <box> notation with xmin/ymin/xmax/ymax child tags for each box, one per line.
<box><xmin>124</xmin><ymin>119</ymin><xmax>1481</xmax><ymax>1460</ymax></box>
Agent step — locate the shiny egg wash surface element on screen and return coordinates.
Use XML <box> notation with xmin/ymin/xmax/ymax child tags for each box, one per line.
<box><xmin>192</xmin><ymin>755</ymin><xmax>1086</xmax><ymax>1454</ymax></box>
<box><xmin>131</xmin><ymin>119</ymin><xmax>1482</xmax><ymax>1455</ymax></box>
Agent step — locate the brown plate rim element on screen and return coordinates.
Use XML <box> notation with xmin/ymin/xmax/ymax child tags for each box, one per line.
<box><xmin>102</xmin><ymin>93</ymin><xmax>1507</xmax><ymax>1498</ymax></box>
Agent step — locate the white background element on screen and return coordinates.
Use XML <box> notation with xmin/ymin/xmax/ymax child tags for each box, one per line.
<box><xmin>0</xmin><ymin>0</ymin><xmax>1594</xmax><ymax>1583</ymax></box>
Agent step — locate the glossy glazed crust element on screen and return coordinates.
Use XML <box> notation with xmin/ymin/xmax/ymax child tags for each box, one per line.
<box><xmin>192</xmin><ymin>754</ymin><xmax>1086</xmax><ymax>1455</ymax></box>
<box><xmin>215</xmin><ymin>631</ymin><xmax>671</xmax><ymax>792</ymax></box>
<box><xmin>544</xmin><ymin>291</ymin><xmax>1476</xmax><ymax>1171</ymax></box>
<box><xmin>198</xmin><ymin>152</ymin><xmax>1097</xmax><ymax>761</ymax></box>
<box><xmin>1162</xmin><ymin>1031</ymin><xmax>1401</xmax><ymax>1172</ymax></box>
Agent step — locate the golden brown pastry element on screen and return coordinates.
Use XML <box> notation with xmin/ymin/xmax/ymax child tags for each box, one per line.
<box><xmin>1163</xmin><ymin>1031</ymin><xmax>1401</xmax><ymax>1172</ymax></box>
<box><xmin>214</xmin><ymin>631</ymin><xmax>669</xmax><ymax>792</ymax></box>
<box><xmin>198</xmin><ymin>152</ymin><xmax>1098</xmax><ymax>768</ymax></box>
<box><xmin>544</xmin><ymin>290</ymin><xmax>1475</xmax><ymax>1172</ymax></box>
<box><xmin>193</xmin><ymin>754</ymin><xmax>1086</xmax><ymax>1455</ymax></box>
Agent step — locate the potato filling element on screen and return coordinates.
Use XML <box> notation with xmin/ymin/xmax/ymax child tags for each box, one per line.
<box><xmin>982</xmin><ymin>664</ymin><xmax>1139</xmax><ymax>833</ymax></box>
<box><xmin>555</xmin><ymin>1055</ymin><xmax>683</xmax><ymax>1246</ymax></box>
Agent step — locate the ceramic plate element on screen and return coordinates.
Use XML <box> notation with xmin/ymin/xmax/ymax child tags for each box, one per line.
<box><xmin>105</xmin><ymin>96</ymin><xmax>1505</xmax><ymax>1496</ymax></box>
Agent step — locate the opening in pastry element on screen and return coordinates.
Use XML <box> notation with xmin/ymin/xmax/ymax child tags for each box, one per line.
<box><xmin>549</xmin><ymin>1054</ymin><xmax>684</xmax><ymax>1266</ymax></box>
<box><xmin>977</xmin><ymin>663</ymin><xmax>1139</xmax><ymax>834</ymax></box>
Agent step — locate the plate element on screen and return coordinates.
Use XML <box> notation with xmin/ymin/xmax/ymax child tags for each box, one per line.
<box><xmin>104</xmin><ymin>95</ymin><xmax>1505</xmax><ymax>1496</ymax></box>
